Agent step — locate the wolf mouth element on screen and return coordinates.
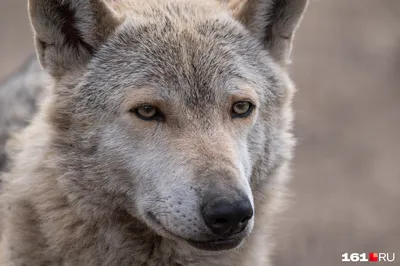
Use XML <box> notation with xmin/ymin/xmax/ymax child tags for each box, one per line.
<box><xmin>146</xmin><ymin>212</ymin><xmax>243</xmax><ymax>251</ymax></box>
<box><xmin>186</xmin><ymin>238</ymin><xmax>242</xmax><ymax>251</ymax></box>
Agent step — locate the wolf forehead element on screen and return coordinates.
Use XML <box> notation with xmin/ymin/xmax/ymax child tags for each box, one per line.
<box><xmin>75</xmin><ymin>1</ymin><xmax>285</xmax><ymax>112</ymax></box>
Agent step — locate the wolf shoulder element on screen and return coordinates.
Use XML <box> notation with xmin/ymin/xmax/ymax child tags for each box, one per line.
<box><xmin>0</xmin><ymin>56</ymin><xmax>50</xmax><ymax>173</ymax></box>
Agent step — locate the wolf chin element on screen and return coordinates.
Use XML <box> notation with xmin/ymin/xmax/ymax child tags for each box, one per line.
<box><xmin>0</xmin><ymin>0</ymin><xmax>307</xmax><ymax>265</ymax></box>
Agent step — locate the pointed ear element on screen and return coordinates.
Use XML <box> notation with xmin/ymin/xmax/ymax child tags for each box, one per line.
<box><xmin>29</xmin><ymin>0</ymin><xmax>123</xmax><ymax>79</ymax></box>
<box><xmin>227</xmin><ymin>0</ymin><xmax>308</xmax><ymax>65</ymax></box>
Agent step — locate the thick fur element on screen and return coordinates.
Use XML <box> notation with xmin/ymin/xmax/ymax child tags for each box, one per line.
<box><xmin>0</xmin><ymin>0</ymin><xmax>307</xmax><ymax>265</ymax></box>
<box><xmin>0</xmin><ymin>57</ymin><xmax>50</xmax><ymax>173</ymax></box>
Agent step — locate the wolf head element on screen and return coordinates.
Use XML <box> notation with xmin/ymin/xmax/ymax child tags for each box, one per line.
<box><xmin>29</xmin><ymin>0</ymin><xmax>307</xmax><ymax>251</ymax></box>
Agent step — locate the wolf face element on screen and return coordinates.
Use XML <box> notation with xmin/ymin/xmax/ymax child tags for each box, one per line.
<box><xmin>28</xmin><ymin>0</ymin><xmax>306</xmax><ymax>252</ymax></box>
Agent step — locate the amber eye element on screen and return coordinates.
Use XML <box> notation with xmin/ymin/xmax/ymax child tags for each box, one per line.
<box><xmin>133</xmin><ymin>105</ymin><xmax>164</xmax><ymax>121</ymax></box>
<box><xmin>232</xmin><ymin>101</ymin><xmax>254</xmax><ymax>118</ymax></box>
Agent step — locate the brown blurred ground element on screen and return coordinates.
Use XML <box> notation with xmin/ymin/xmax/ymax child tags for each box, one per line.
<box><xmin>0</xmin><ymin>1</ymin><xmax>399</xmax><ymax>265</ymax></box>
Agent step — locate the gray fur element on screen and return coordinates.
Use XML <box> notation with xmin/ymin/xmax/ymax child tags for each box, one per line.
<box><xmin>0</xmin><ymin>0</ymin><xmax>307</xmax><ymax>265</ymax></box>
<box><xmin>0</xmin><ymin>56</ymin><xmax>50</xmax><ymax>172</ymax></box>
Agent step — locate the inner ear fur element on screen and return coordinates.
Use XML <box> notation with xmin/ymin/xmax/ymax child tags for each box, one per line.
<box><xmin>226</xmin><ymin>0</ymin><xmax>308</xmax><ymax>65</ymax></box>
<box><xmin>29</xmin><ymin>0</ymin><xmax>122</xmax><ymax>79</ymax></box>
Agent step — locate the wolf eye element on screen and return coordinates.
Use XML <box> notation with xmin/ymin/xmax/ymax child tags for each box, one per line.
<box><xmin>132</xmin><ymin>105</ymin><xmax>164</xmax><ymax>121</ymax></box>
<box><xmin>232</xmin><ymin>101</ymin><xmax>254</xmax><ymax>118</ymax></box>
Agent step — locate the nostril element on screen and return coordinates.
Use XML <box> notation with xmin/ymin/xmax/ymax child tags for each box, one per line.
<box><xmin>240</xmin><ymin>215</ymin><xmax>252</xmax><ymax>223</ymax></box>
<box><xmin>215</xmin><ymin>218</ymin><xmax>229</xmax><ymax>225</ymax></box>
<box><xmin>211</xmin><ymin>217</ymin><xmax>230</xmax><ymax>230</ymax></box>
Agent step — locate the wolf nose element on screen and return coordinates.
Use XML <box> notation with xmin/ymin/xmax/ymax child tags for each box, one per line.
<box><xmin>202</xmin><ymin>196</ymin><xmax>253</xmax><ymax>238</ymax></box>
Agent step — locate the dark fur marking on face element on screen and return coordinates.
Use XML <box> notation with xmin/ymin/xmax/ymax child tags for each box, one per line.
<box><xmin>49</xmin><ymin>102</ymin><xmax>72</xmax><ymax>133</ymax></box>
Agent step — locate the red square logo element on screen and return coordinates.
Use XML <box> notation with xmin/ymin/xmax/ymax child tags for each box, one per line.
<box><xmin>369</xmin><ymin>253</ymin><xmax>378</xmax><ymax>262</ymax></box>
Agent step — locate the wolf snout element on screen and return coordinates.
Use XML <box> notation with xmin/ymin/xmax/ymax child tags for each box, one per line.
<box><xmin>202</xmin><ymin>196</ymin><xmax>253</xmax><ymax>238</ymax></box>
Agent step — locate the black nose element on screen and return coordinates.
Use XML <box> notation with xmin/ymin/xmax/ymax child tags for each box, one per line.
<box><xmin>202</xmin><ymin>196</ymin><xmax>253</xmax><ymax>238</ymax></box>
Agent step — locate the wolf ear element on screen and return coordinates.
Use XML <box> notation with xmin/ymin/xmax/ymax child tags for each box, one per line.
<box><xmin>29</xmin><ymin>0</ymin><xmax>122</xmax><ymax>79</ymax></box>
<box><xmin>227</xmin><ymin>0</ymin><xmax>308</xmax><ymax>65</ymax></box>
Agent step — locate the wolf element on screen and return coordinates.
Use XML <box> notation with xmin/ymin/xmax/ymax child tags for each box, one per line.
<box><xmin>0</xmin><ymin>0</ymin><xmax>307</xmax><ymax>265</ymax></box>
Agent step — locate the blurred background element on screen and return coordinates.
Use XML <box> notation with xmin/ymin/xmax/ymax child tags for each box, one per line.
<box><xmin>0</xmin><ymin>0</ymin><xmax>399</xmax><ymax>265</ymax></box>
